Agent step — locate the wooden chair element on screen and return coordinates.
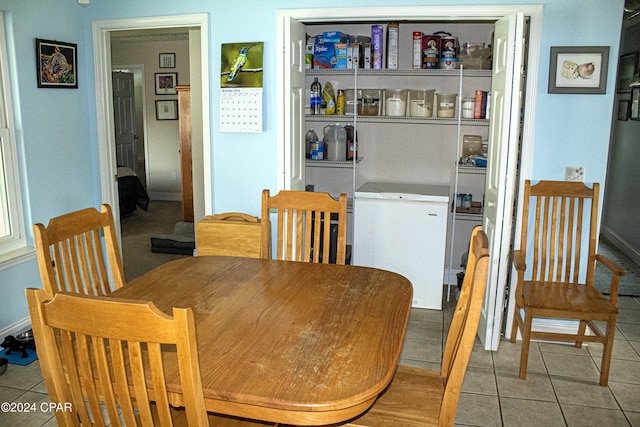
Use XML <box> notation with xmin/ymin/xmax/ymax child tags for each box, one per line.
<box><xmin>334</xmin><ymin>226</ymin><xmax>490</xmax><ymax>427</ymax></box>
<box><xmin>261</xmin><ymin>189</ymin><xmax>348</xmax><ymax>264</ymax></box>
<box><xmin>26</xmin><ymin>288</ymin><xmax>272</xmax><ymax>427</ymax></box>
<box><xmin>33</xmin><ymin>204</ymin><xmax>126</xmax><ymax>298</ymax></box>
<box><xmin>509</xmin><ymin>180</ymin><xmax>625</xmax><ymax>386</ymax></box>
<box><xmin>26</xmin><ymin>288</ymin><xmax>208</xmax><ymax>426</ymax></box>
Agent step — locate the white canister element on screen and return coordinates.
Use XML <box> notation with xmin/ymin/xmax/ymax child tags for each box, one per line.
<box><xmin>386</xmin><ymin>97</ymin><xmax>406</xmax><ymax>116</ymax></box>
<box><xmin>384</xmin><ymin>89</ymin><xmax>407</xmax><ymax>116</ymax></box>
<box><xmin>462</xmin><ymin>97</ymin><xmax>475</xmax><ymax>119</ymax></box>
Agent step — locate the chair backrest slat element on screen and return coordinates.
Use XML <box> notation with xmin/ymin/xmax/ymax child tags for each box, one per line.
<box><xmin>520</xmin><ymin>180</ymin><xmax>599</xmax><ymax>284</ymax></box>
<box><xmin>26</xmin><ymin>289</ymin><xmax>209</xmax><ymax>427</ymax></box>
<box><xmin>262</xmin><ymin>190</ymin><xmax>348</xmax><ymax>265</ymax></box>
<box><xmin>34</xmin><ymin>204</ymin><xmax>126</xmax><ymax>298</ymax></box>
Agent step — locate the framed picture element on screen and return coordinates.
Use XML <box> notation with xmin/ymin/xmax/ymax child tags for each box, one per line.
<box><xmin>631</xmin><ymin>88</ymin><xmax>640</xmax><ymax>120</ymax></box>
<box><xmin>548</xmin><ymin>46</ymin><xmax>609</xmax><ymax>94</ymax></box>
<box><xmin>618</xmin><ymin>100</ymin><xmax>630</xmax><ymax>121</ymax></box>
<box><xmin>159</xmin><ymin>53</ymin><xmax>175</xmax><ymax>68</ymax></box>
<box><xmin>617</xmin><ymin>52</ymin><xmax>638</xmax><ymax>93</ymax></box>
<box><xmin>155</xmin><ymin>72</ymin><xmax>177</xmax><ymax>95</ymax></box>
<box><xmin>155</xmin><ymin>100</ymin><xmax>178</xmax><ymax>120</ymax></box>
<box><xmin>36</xmin><ymin>38</ymin><xmax>78</xmax><ymax>88</ymax></box>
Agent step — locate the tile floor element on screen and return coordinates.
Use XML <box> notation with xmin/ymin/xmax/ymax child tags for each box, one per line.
<box><xmin>1</xmin><ymin>295</ymin><xmax>639</xmax><ymax>426</ymax></box>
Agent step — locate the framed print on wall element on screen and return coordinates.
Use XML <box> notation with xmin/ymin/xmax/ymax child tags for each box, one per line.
<box><xmin>155</xmin><ymin>72</ymin><xmax>177</xmax><ymax>95</ymax></box>
<box><xmin>155</xmin><ymin>100</ymin><xmax>178</xmax><ymax>120</ymax></box>
<box><xmin>36</xmin><ymin>38</ymin><xmax>78</xmax><ymax>88</ymax></box>
<box><xmin>548</xmin><ymin>46</ymin><xmax>609</xmax><ymax>94</ymax></box>
<box><xmin>617</xmin><ymin>52</ymin><xmax>638</xmax><ymax>93</ymax></box>
<box><xmin>159</xmin><ymin>53</ymin><xmax>175</xmax><ymax>68</ymax></box>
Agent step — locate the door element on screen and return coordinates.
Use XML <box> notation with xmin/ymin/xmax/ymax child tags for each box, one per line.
<box><xmin>480</xmin><ymin>12</ymin><xmax>525</xmax><ymax>351</ymax></box>
<box><xmin>280</xmin><ymin>17</ymin><xmax>305</xmax><ymax>191</ymax></box>
<box><xmin>112</xmin><ymin>72</ymin><xmax>137</xmax><ymax>172</ymax></box>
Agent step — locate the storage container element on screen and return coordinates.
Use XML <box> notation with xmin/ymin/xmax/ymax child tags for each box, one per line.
<box><xmin>196</xmin><ymin>213</ymin><xmax>264</xmax><ymax>258</ymax></box>
<box><xmin>436</xmin><ymin>93</ymin><xmax>457</xmax><ymax>118</ymax></box>
<box><xmin>462</xmin><ymin>134</ymin><xmax>483</xmax><ymax>156</ymax></box>
<box><xmin>383</xmin><ymin>89</ymin><xmax>408</xmax><ymax>116</ymax></box>
<box><xmin>408</xmin><ymin>89</ymin><xmax>435</xmax><ymax>117</ymax></box>
<box><xmin>344</xmin><ymin>89</ymin><xmax>381</xmax><ymax>116</ymax></box>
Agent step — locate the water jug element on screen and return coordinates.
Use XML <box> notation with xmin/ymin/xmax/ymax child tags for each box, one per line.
<box><xmin>323</xmin><ymin>124</ymin><xmax>347</xmax><ymax>161</ymax></box>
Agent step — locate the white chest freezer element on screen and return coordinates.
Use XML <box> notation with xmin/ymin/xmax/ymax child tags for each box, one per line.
<box><xmin>353</xmin><ymin>182</ymin><xmax>450</xmax><ymax>309</ymax></box>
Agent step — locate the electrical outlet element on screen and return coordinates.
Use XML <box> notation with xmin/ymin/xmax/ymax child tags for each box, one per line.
<box><xmin>171</xmin><ymin>172</ymin><xmax>178</xmax><ymax>181</ymax></box>
<box><xmin>565</xmin><ymin>166</ymin><xmax>585</xmax><ymax>182</ymax></box>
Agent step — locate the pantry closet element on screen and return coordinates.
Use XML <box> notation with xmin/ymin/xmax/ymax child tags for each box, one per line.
<box><xmin>276</xmin><ymin>5</ymin><xmax>542</xmax><ymax>351</ymax></box>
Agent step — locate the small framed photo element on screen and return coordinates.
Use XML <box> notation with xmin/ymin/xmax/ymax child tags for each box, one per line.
<box><xmin>159</xmin><ymin>53</ymin><xmax>175</xmax><ymax>68</ymax></box>
<box><xmin>617</xmin><ymin>100</ymin><xmax>629</xmax><ymax>121</ymax></box>
<box><xmin>617</xmin><ymin>52</ymin><xmax>638</xmax><ymax>93</ymax></box>
<box><xmin>631</xmin><ymin>88</ymin><xmax>640</xmax><ymax>120</ymax></box>
<box><xmin>155</xmin><ymin>100</ymin><xmax>178</xmax><ymax>120</ymax></box>
<box><xmin>548</xmin><ymin>46</ymin><xmax>609</xmax><ymax>94</ymax></box>
<box><xmin>36</xmin><ymin>38</ymin><xmax>78</xmax><ymax>88</ymax></box>
<box><xmin>155</xmin><ymin>72</ymin><xmax>177</xmax><ymax>95</ymax></box>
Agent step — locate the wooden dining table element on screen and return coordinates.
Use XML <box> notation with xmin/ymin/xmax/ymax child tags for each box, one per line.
<box><xmin>112</xmin><ymin>256</ymin><xmax>413</xmax><ymax>426</ymax></box>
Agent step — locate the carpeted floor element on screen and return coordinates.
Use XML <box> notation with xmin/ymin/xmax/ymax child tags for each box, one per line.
<box><xmin>594</xmin><ymin>238</ymin><xmax>640</xmax><ymax>297</ymax></box>
<box><xmin>120</xmin><ymin>200</ymin><xmax>190</xmax><ymax>281</ymax></box>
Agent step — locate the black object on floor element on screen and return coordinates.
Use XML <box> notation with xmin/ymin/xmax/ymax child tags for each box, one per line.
<box><xmin>1</xmin><ymin>331</ymin><xmax>36</xmax><ymax>359</ymax></box>
<box><xmin>150</xmin><ymin>221</ymin><xmax>195</xmax><ymax>255</ymax></box>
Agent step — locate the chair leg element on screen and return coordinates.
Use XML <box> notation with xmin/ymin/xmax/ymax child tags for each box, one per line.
<box><xmin>599</xmin><ymin>318</ymin><xmax>617</xmax><ymax>387</ymax></box>
<box><xmin>519</xmin><ymin>309</ymin><xmax>533</xmax><ymax>380</ymax></box>
<box><xmin>510</xmin><ymin>305</ymin><xmax>520</xmax><ymax>343</ymax></box>
<box><xmin>575</xmin><ymin>320</ymin><xmax>587</xmax><ymax>349</ymax></box>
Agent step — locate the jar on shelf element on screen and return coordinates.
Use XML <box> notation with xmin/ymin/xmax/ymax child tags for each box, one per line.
<box><xmin>383</xmin><ymin>89</ymin><xmax>408</xmax><ymax>116</ymax></box>
<box><xmin>408</xmin><ymin>89</ymin><xmax>435</xmax><ymax>117</ymax></box>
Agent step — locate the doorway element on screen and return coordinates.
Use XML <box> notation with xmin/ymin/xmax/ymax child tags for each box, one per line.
<box><xmin>93</xmin><ymin>14</ymin><xmax>211</xmax><ymax>245</ymax></box>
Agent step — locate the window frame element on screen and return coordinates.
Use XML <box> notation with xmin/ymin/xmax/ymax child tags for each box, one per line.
<box><xmin>0</xmin><ymin>12</ymin><xmax>29</xmax><ymax>268</ymax></box>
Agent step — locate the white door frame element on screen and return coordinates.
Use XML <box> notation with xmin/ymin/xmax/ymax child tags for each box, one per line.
<box><xmin>92</xmin><ymin>14</ymin><xmax>211</xmax><ymax>240</ymax></box>
<box><xmin>277</xmin><ymin>5</ymin><xmax>542</xmax><ymax>347</ymax></box>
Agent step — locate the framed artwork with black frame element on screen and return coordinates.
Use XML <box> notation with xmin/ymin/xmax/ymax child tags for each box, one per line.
<box><xmin>617</xmin><ymin>52</ymin><xmax>638</xmax><ymax>93</ymax></box>
<box><xmin>155</xmin><ymin>72</ymin><xmax>178</xmax><ymax>95</ymax></box>
<box><xmin>159</xmin><ymin>53</ymin><xmax>175</xmax><ymax>68</ymax></box>
<box><xmin>155</xmin><ymin>100</ymin><xmax>178</xmax><ymax>120</ymax></box>
<box><xmin>548</xmin><ymin>46</ymin><xmax>609</xmax><ymax>94</ymax></box>
<box><xmin>36</xmin><ymin>38</ymin><xmax>78</xmax><ymax>88</ymax></box>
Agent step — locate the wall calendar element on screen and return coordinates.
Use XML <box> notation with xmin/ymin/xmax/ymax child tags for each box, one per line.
<box><xmin>220</xmin><ymin>42</ymin><xmax>264</xmax><ymax>133</ymax></box>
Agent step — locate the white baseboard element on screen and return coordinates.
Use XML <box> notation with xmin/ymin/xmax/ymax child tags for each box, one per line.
<box><xmin>0</xmin><ymin>317</ymin><xmax>31</xmax><ymax>341</ymax></box>
<box><xmin>601</xmin><ymin>225</ymin><xmax>640</xmax><ymax>266</ymax></box>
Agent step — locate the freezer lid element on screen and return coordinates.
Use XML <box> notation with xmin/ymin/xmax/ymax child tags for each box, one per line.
<box><xmin>355</xmin><ymin>181</ymin><xmax>450</xmax><ymax>202</ymax></box>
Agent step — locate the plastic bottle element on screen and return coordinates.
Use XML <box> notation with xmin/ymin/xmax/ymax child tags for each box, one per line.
<box><xmin>305</xmin><ymin>128</ymin><xmax>318</xmax><ymax>159</ymax></box>
<box><xmin>336</xmin><ymin>90</ymin><xmax>345</xmax><ymax>115</ymax></box>
<box><xmin>310</xmin><ymin>78</ymin><xmax>322</xmax><ymax>115</ymax></box>
<box><xmin>323</xmin><ymin>82</ymin><xmax>336</xmax><ymax>115</ymax></box>
<box><xmin>323</xmin><ymin>124</ymin><xmax>347</xmax><ymax>161</ymax></box>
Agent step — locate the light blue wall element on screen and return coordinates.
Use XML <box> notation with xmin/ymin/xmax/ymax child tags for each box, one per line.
<box><xmin>0</xmin><ymin>0</ymin><xmax>624</xmax><ymax>331</ymax></box>
<box><xmin>0</xmin><ymin>0</ymin><xmax>97</xmax><ymax>331</ymax></box>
